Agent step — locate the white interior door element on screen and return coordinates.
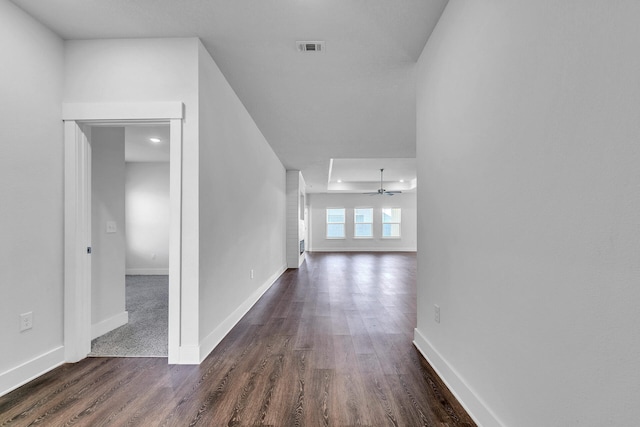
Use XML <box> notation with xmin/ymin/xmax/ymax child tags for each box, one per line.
<box><xmin>63</xmin><ymin>122</ymin><xmax>92</xmax><ymax>362</ymax></box>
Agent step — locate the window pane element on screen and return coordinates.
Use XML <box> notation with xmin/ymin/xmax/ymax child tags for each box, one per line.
<box><xmin>354</xmin><ymin>223</ymin><xmax>372</xmax><ymax>237</ymax></box>
<box><xmin>382</xmin><ymin>223</ymin><xmax>401</xmax><ymax>237</ymax></box>
<box><xmin>382</xmin><ymin>208</ymin><xmax>401</xmax><ymax>223</ymax></box>
<box><xmin>354</xmin><ymin>208</ymin><xmax>373</xmax><ymax>223</ymax></box>
<box><xmin>327</xmin><ymin>208</ymin><xmax>345</xmax><ymax>223</ymax></box>
<box><xmin>327</xmin><ymin>223</ymin><xmax>345</xmax><ymax>238</ymax></box>
<box><xmin>326</xmin><ymin>208</ymin><xmax>345</xmax><ymax>239</ymax></box>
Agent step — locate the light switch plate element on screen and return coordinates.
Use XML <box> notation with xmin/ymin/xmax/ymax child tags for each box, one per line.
<box><xmin>106</xmin><ymin>221</ymin><xmax>117</xmax><ymax>233</ymax></box>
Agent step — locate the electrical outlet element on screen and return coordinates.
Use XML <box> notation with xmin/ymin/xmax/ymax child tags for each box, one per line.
<box><xmin>250</xmin><ymin>269</ymin><xmax>254</xmax><ymax>279</ymax></box>
<box><xmin>434</xmin><ymin>304</ymin><xmax>440</xmax><ymax>324</ymax></box>
<box><xmin>20</xmin><ymin>312</ymin><xmax>33</xmax><ymax>332</ymax></box>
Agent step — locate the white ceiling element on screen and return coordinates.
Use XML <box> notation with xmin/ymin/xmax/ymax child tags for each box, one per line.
<box><xmin>328</xmin><ymin>158</ymin><xmax>416</xmax><ymax>193</ymax></box>
<box><xmin>124</xmin><ymin>125</ymin><xmax>170</xmax><ymax>162</ymax></box>
<box><xmin>12</xmin><ymin>0</ymin><xmax>448</xmax><ymax>192</ymax></box>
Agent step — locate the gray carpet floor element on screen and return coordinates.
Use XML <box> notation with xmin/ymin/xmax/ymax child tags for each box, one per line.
<box><xmin>90</xmin><ymin>275</ymin><xmax>168</xmax><ymax>357</ymax></box>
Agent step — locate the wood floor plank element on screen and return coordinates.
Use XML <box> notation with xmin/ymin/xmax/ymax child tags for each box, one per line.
<box><xmin>329</xmin><ymin>371</ymin><xmax>371</xmax><ymax>426</ymax></box>
<box><xmin>360</xmin><ymin>371</ymin><xmax>402</xmax><ymax>427</ymax></box>
<box><xmin>332</xmin><ymin>334</ymin><xmax>358</xmax><ymax>374</ymax></box>
<box><xmin>0</xmin><ymin>359</ymin><xmax>103</xmax><ymax>423</ymax></box>
<box><xmin>0</xmin><ymin>252</ymin><xmax>476</xmax><ymax>427</ymax></box>
<box><xmin>25</xmin><ymin>358</ymin><xmax>145</xmax><ymax>426</ymax></box>
<box><xmin>256</xmin><ymin>349</ymin><xmax>306</xmax><ymax>427</ymax></box>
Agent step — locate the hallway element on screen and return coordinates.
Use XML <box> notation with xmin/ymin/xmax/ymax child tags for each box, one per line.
<box><xmin>0</xmin><ymin>252</ymin><xmax>474</xmax><ymax>426</ymax></box>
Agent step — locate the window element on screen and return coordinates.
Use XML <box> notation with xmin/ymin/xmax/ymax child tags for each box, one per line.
<box><xmin>382</xmin><ymin>208</ymin><xmax>401</xmax><ymax>238</ymax></box>
<box><xmin>354</xmin><ymin>208</ymin><xmax>373</xmax><ymax>238</ymax></box>
<box><xmin>326</xmin><ymin>208</ymin><xmax>345</xmax><ymax>239</ymax></box>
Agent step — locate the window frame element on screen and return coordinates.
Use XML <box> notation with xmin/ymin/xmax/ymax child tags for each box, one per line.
<box><xmin>381</xmin><ymin>207</ymin><xmax>401</xmax><ymax>239</ymax></box>
<box><xmin>353</xmin><ymin>207</ymin><xmax>374</xmax><ymax>239</ymax></box>
<box><xmin>326</xmin><ymin>207</ymin><xmax>346</xmax><ymax>239</ymax></box>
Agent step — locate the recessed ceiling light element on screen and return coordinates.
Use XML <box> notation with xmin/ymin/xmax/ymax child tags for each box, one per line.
<box><xmin>400</xmin><ymin>179</ymin><xmax>405</xmax><ymax>183</ymax></box>
<box><xmin>337</xmin><ymin>179</ymin><xmax>342</xmax><ymax>183</ymax></box>
<box><xmin>149</xmin><ymin>137</ymin><xmax>161</xmax><ymax>143</ymax></box>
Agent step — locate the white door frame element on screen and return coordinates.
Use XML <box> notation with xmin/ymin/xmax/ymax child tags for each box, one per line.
<box><xmin>63</xmin><ymin>102</ymin><xmax>183</xmax><ymax>364</ymax></box>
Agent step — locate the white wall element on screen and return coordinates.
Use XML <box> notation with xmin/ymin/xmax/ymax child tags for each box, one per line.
<box><xmin>308</xmin><ymin>193</ymin><xmax>416</xmax><ymax>252</ymax></box>
<box><xmin>414</xmin><ymin>1</ymin><xmax>640</xmax><ymax>426</ymax></box>
<box><xmin>91</xmin><ymin>127</ymin><xmax>127</xmax><ymax>338</ymax></box>
<box><xmin>197</xmin><ymin>41</ymin><xmax>286</xmax><ymax>358</ymax></box>
<box><xmin>125</xmin><ymin>162</ymin><xmax>170</xmax><ymax>275</ymax></box>
<box><xmin>0</xmin><ymin>1</ymin><xmax>65</xmax><ymax>395</ymax></box>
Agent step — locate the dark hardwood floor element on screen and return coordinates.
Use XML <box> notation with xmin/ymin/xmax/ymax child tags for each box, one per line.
<box><xmin>0</xmin><ymin>252</ymin><xmax>475</xmax><ymax>427</ymax></box>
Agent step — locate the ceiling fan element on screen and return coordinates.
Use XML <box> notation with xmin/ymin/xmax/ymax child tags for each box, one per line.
<box><xmin>363</xmin><ymin>168</ymin><xmax>402</xmax><ymax>196</ymax></box>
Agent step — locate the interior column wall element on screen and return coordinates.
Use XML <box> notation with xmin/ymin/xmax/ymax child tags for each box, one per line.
<box><xmin>286</xmin><ymin>171</ymin><xmax>306</xmax><ymax>268</ymax></box>
<box><xmin>64</xmin><ymin>37</ymin><xmax>201</xmax><ymax>357</ymax></box>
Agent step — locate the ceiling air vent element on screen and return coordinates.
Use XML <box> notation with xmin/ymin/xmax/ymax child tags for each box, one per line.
<box><xmin>297</xmin><ymin>41</ymin><xmax>325</xmax><ymax>52</ymax></box>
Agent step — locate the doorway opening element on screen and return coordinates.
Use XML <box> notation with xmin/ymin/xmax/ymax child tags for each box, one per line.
<box><xmin>88</xmin><ymin>124</ymin><xmax>170</xmax><ymax>357</ymax></box>
<box><xmin>63</xmin><ymin>101</ymin><xmax>183</xmax><ymax>364</ymax></box>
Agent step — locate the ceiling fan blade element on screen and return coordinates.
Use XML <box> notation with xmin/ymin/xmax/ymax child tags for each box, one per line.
<box><xmin>362</xmin><ymin>170</ymin><xmax>399</xmax><ymax>195</ymax></box>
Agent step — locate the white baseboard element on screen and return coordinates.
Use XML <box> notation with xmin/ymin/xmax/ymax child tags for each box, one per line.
<box><xmin>0</xmin><ymin>346</ymin><xmax>65</xmax><ymax>397</ymax></box>
<box><xmin>91</xmin><ymin>311</ymin><xmax>128</xmax><ymax>340</ymax></box>
<box><xmin>126</xmin><ymin>268</ymin><xmax>169</xmax><ymax>275</ymax></box>
<box><xmin>198</xmin><ymin>263</ymin><xmax>287</xmax><ymax>363</ymax></box>
<box><xmin>308</xmin><ymin>247</ymin><xmax>417</xmax><ymax>252</ymax></box>
<box><xmin>413</xmin><ymin>328</ymin><xmax>504</xmax><ymax>427</ymax></box>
